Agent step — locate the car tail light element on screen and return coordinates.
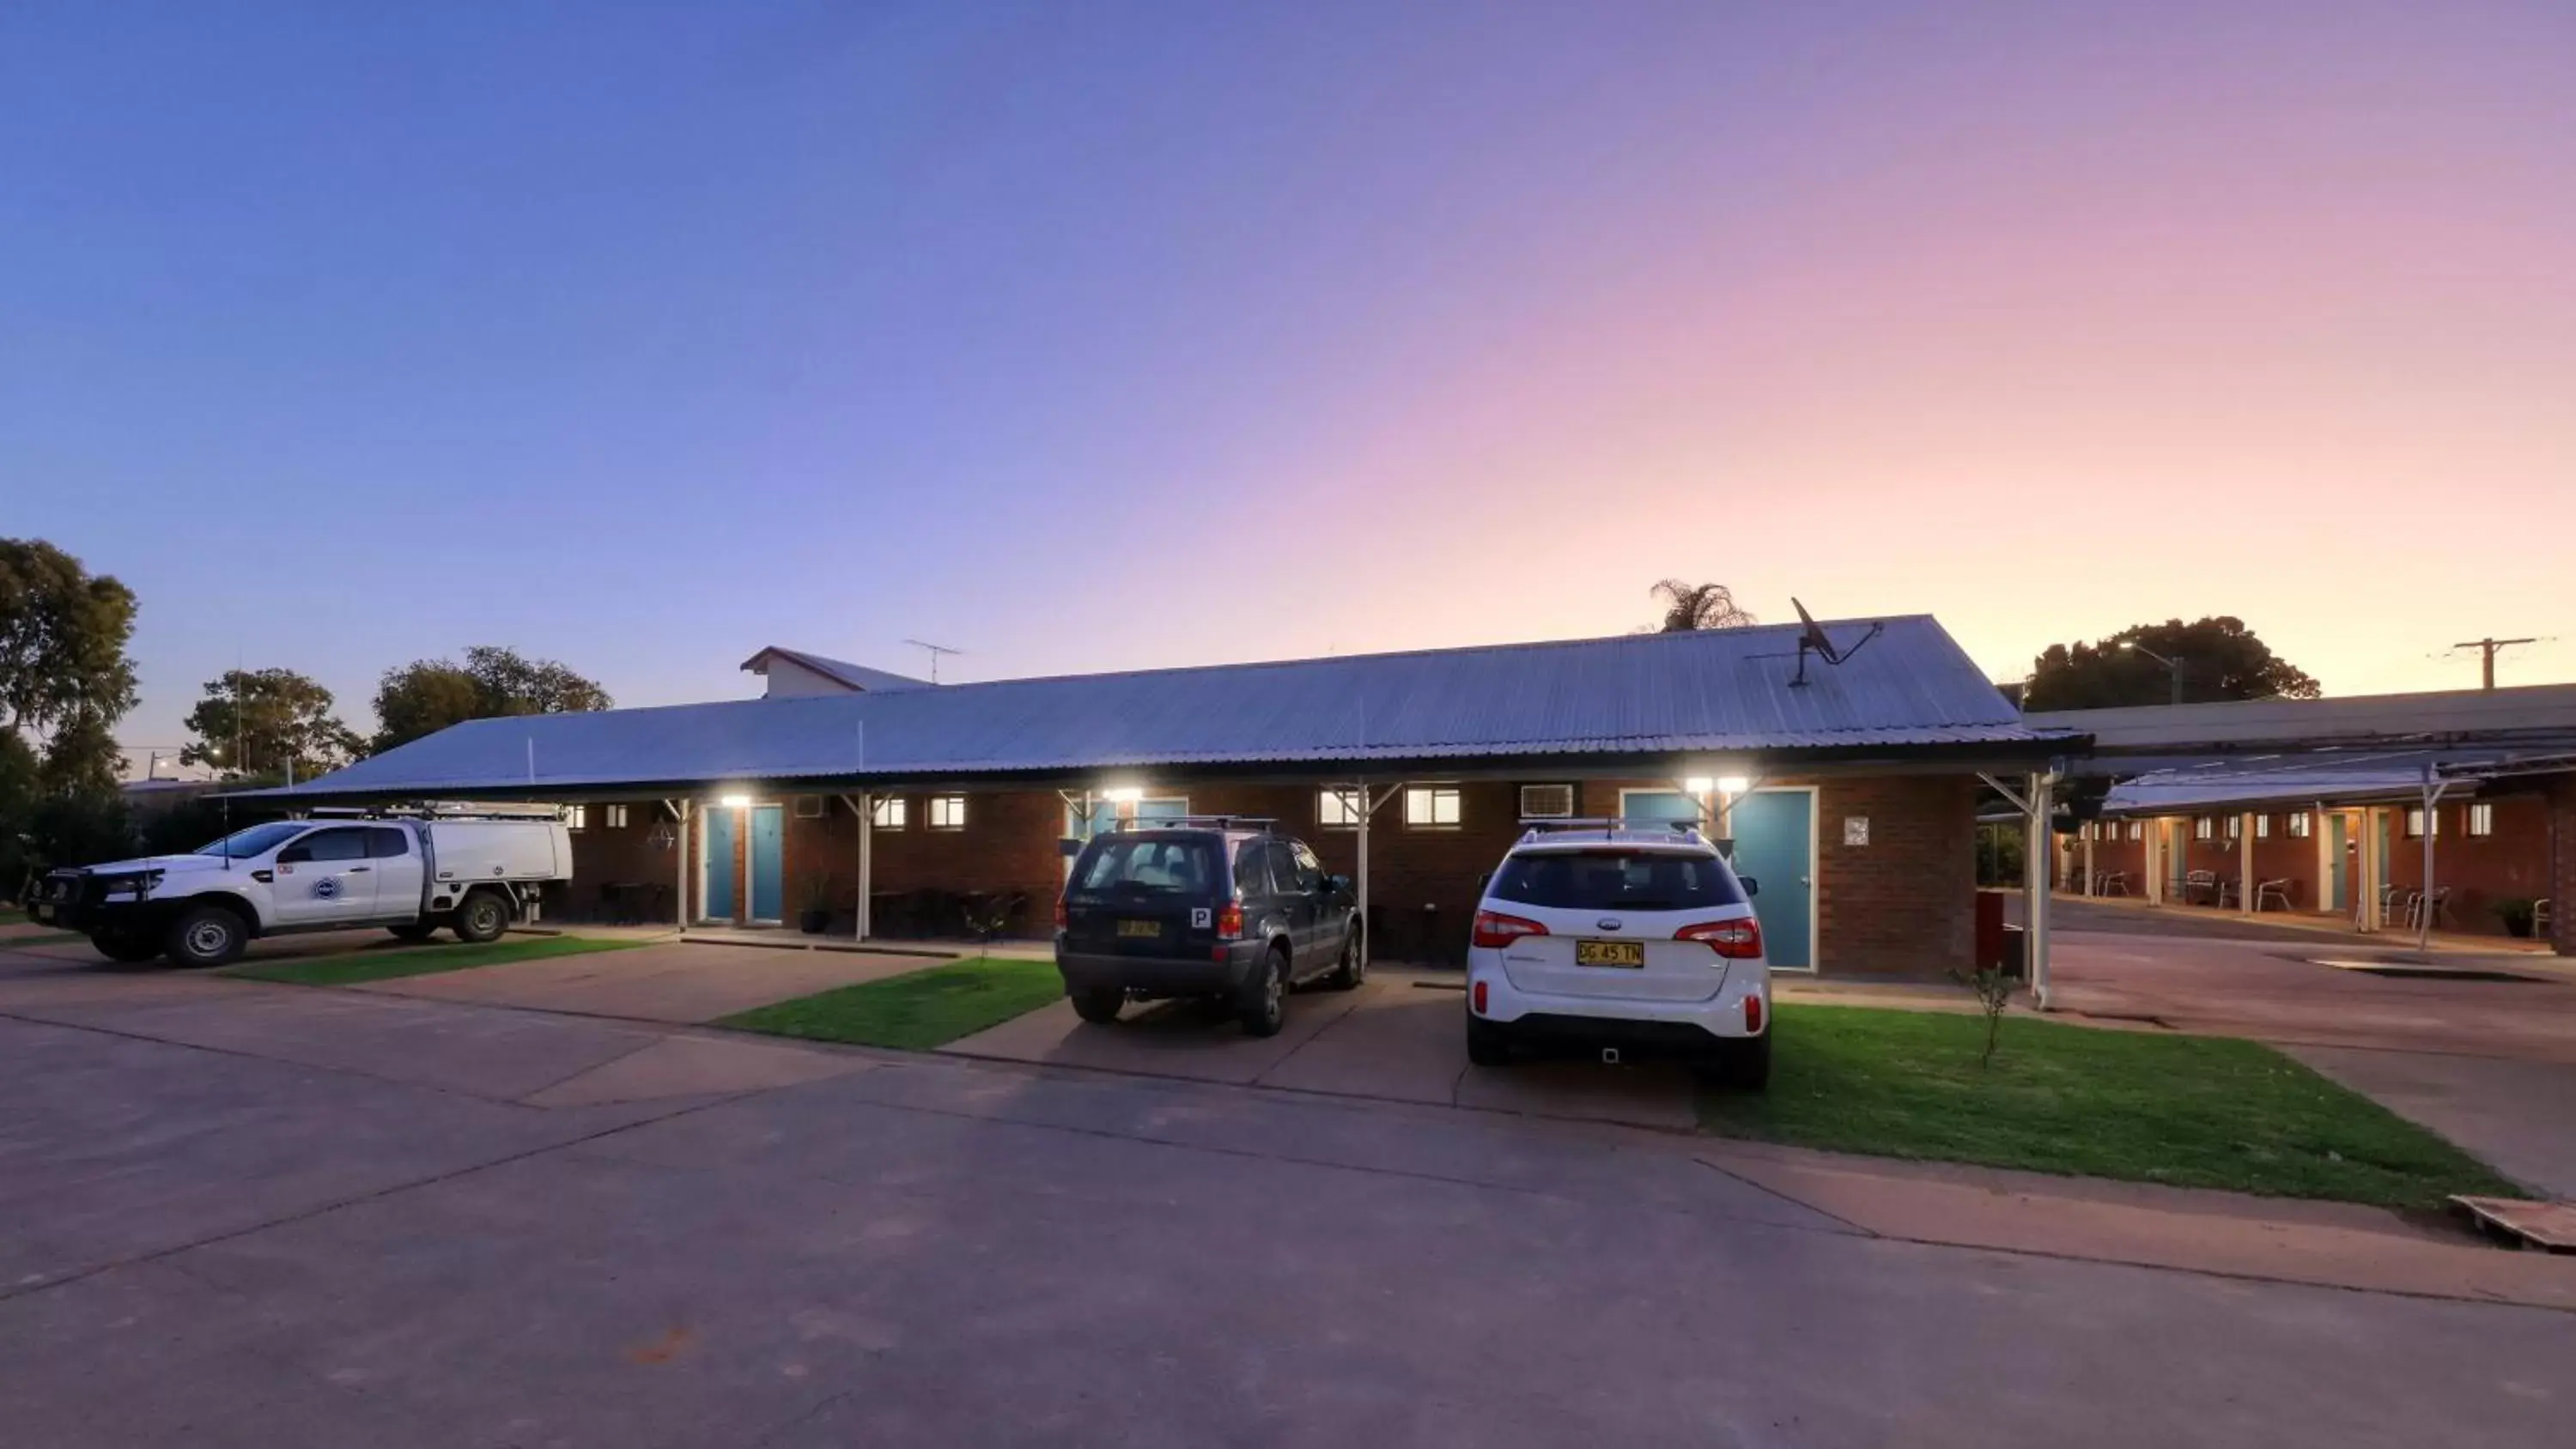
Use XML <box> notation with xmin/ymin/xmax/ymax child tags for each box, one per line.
<box><xmin>1744</xmin><ymin>995</ymin><xmax>1765</xmax><ymax>1034</ymax></box>
<box><xmin>1216</xmin><ymin>900</ymin><xmax>1243</xmax><ymax>940</ymax></box>
<box><xmin>1676</xmin><ymin>918</ymin><xmax>1763</xmax><ymax>960</ymax></box>
<box><xmin>1054</xmin><ymin>895</ymin><xmax>1067</xmax><ymax>930</ymax></box>
<box><xmin>1472</xmin><ymin>979</ymin><xmax>1488</xmax><ymax>1014</ymax></box>
<box><xmin>1471</xmin><ymin>910</ymin><xmax>1547</xmax><ymax>948</ymax></box>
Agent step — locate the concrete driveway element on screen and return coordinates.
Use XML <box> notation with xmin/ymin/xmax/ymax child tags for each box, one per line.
<box><xmin>945</xmin><ymin>969</ymin><xmax>1701</xmax><ymax>1131</ymax></box>
<box><xmin>4</xmin><ymin>937</ymin><xmax>2575</xmax><ymax>1446</ymax></box>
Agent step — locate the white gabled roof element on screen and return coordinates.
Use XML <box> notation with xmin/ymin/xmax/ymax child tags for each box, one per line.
<box><xmin>738</xmin><ymin>646</ymin><xmax>930</xmax><ymax>694</ymax></box>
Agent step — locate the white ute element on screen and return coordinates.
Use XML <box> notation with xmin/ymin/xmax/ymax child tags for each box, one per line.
<box><xmin>27</xmin><ymin>811</ymin><xmax>573</xmax><ymax>967</ymax></box>
<box><xmin>1464</xmin><ymin>819</ymin><xmax>1771</xmax><ymax>1090</ymax></box>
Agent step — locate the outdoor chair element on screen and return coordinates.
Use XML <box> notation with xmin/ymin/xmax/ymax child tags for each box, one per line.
<box><xmin>2184</xmin><ymin>870</ymin><xmax>2218</xmax><ymax>905</ymax></box>
<box><xmin>2537</xmin><ymin>899</ymin><xmax>2552</xmax><ymax>940</ymax></box>
<box><xmin>2254</xmin><ymin>878</ymin><xmax>2294</xmax><ymax>913</ymax></box>
<box><xmin>2407</xmin><ymin>887</ymin><xmax>2452</xmax><ymax>933</ymax></box>
<box><xmin>2096</xmin><ymin>870</ymin><xmax>2130</xmax><ymax>896</ymax></box>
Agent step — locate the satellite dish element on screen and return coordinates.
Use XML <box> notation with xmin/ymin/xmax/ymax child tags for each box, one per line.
<box><xmin>1788</xmin><ymin>597</ymin><xmax>1885</xmax><ymax>686</ymax></box>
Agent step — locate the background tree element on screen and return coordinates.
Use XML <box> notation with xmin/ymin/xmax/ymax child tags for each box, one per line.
<box><xmin>0</xmin><ymin>538</ymin><xmax>138</xmax><ymax>791</ymax></box>
<box><xmin>2021</xmin><ymin>617</ymin><xmax>2321</xmax><ymax>712</ymax></box>
<box><xmin>1649</xmin><ymin>579</ymin><xmax>1757</xmax><ymax>633</ymax></box>
<box><xmin>180</xmin><ymin>668</ymin><xmax>365</xmax><ymax>780</ymax></box>
<box><xmin>371</xmin><ymin>646</ymin><xmax>613</xmax><ymax>753</ymax></box>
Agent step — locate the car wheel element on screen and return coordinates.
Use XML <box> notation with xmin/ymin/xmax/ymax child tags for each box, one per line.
<box><xmin>1324</xmin><ymin>928</ymin><xmax>1365</xmax><ymax>990</ymax></box>
<box><xmin>1709</xmin><ymin>1032</ymin><xmax>1771</xmax><ymax>1093</ymax></box>
<box><xmin>91</xmin><ymin>931</ymin><xmax>165</xmax><ymax>964</ymax></box>
<box><xmin>452</xmin><ymin>891</ymin><xmax>508</xmax><ymax>944</ymax></box>
<box><xmin>386</xmin><ymin>923</ymin><xmax>438</xmax><ymax>943</ymax></box>
<box><xmin>164</xmin><ymin>904</ymin><xmax>248</xmax><ymax>968</ymax></box>
<box><xmin>1238</xmin><ymin>947</ymin><xmax>1289</xmax><ymax>1038</ymax></box>
<box><xmin>1465</xmin><ymin>1011</ymin><xmax>1512</xmax><ymax>1067</ymax></box>
<box><xmin>1072</xmin><ymin>988</ymin><xmax>1124</xmax><ymax>1025</ymax></box>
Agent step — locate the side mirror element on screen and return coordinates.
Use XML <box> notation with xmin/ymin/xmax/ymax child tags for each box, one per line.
<box><xmin>1325</xmin><ymin>874</ymin><xmax>1352</xmax><ymax>894</ymax></box>
<box><xmin>1738</xmin><ymin>875</ymin><xmax>1760</xmax><ymax>897</ymax></box>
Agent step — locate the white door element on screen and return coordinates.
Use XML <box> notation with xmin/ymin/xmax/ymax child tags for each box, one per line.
<box><xmin>363</xmin><ymin>825</ymin><xmax>425</xmax><ymax>920</ymax></box>
<box><xmin>270</xmin><ymin>826</ymin><xmax>380</xmax><ymax>926</ymax></box>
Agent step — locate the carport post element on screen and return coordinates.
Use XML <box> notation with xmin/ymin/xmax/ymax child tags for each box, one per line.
<box><xmin>2418</xmin><ymin>765</ymin><xmax>2448</xmax><ymax>950</ymax></box>
<box><xmin>2082</xmin><ymin>828</ymin><xmax>2095</xmax><ymax>897</ymax></box>
<box><xmin>841</xmin><ymin>792</ymin><xmax>872</xmax><ymax>941</ymax></box>
<box><xmin>672</xmin><ymin>799</ymin><xmax>691</xmax><ymax>927</ymax></box>
<box><xmin>2024</xmin><ymin>771</ymin><xmax>2055</xmax><ymax>1010</ymax></box>
<box><xmin>1352</xmin><ymin>783</ymin><xmax>1402</xmax><ymax>962</ymax></box>
<box><xmin>2240</xmin><ymin>812</ymin><xmax>2256</xmax><ymax>915</ymax></box>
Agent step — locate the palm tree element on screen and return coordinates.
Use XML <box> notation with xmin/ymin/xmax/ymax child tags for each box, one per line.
<box><xmin>1649</xmin><ymin>579</ymin><xmax>1757</xmax><ymax>633</ymax></box>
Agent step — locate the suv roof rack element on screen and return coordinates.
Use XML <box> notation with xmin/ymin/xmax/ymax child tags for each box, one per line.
<box><xmin>1515</xmin><ymin>816</ymin><xmax>1710</xmax><ymax>846</ymax></box>
<box><xmin>1113</xmin><ymin>814</ymin><xmax>1277</xmax><ymax>833</ymax></box>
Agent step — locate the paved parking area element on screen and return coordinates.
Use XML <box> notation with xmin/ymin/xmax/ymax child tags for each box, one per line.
<box><xmin>4</xmin><ymin>931</ymin><xmax>2574</xmax><ymax>1446</ymax></box>
<box><xmin>945</xmin><ymin>969</ymin><xmax>1700</xmax><ymax>1130</ymax></box>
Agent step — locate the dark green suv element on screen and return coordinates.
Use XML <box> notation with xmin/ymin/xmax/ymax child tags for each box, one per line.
<box><xmin>1054</xmin><ymin>819</ymin><xmax>1363</xmax><ymax>1037</ymax></box>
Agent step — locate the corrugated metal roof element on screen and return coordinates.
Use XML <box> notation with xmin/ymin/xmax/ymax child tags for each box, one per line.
<box><xmin>2100</xmin><ymin>748</ymin><xmax>2565</xmax><ymax>815</ymax></box>
<box><xmin>739</xmin><ymin>646</ymin><xmax>929</xmax><ymax>693</ymax></box>
<box><xmin>264</xmin><ymin>616</ymin><xmax>2073</xmax><ymax>798</ymax></box>
<box><xmin>2029</xmin><ymin>682</ymin><xmax>2576</xmax><ymax>755</ymax></box>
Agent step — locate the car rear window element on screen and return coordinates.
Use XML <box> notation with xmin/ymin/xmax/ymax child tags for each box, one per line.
<box><xmin>1074</xmin><ymin>836</ymin><xmax>1219</xmax><ymax>894</ymax></box>
<box><xmin>1488</xmin><ymin>849</ymin><xmax>1745</xmax><ymax>911</ymax></box>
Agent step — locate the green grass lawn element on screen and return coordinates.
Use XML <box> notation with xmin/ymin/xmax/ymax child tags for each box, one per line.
<box><xmin>4</xmin><ymin>931</ymin><xmax>86</xmax><ymax>947</ymax></box>
<box><xmin>1698</xmin><ymin>1003</ymin><xmax>2524</xmax><ymax>1211</ymax></box>
<box><xmin>720</xmin><ymin>955</ymin><xmax>1064</xmax><ymax>1051</ymax></box>
<box><xmin>224</xmin><ymin>933</ymin><xmax>641</xmax><ymax>986</ymax></box>
<box><xmin>0</xmin><ymin>906</ymin><xmax>26</xmax><ymax>925</ymax></box>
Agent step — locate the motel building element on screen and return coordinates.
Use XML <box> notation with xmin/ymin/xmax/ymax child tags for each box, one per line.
<box><xmin>262</xmin><ymin>618</ymin><xmax>2086</xmax><ymax>985</ymax></box>
<box><xmin>2029</xmin><ymin>686</ymin><xmax>2576</xmax><ymax>954</ymax></box>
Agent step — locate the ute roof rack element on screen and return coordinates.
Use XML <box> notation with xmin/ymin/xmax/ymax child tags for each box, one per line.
<box><xmin>1516</xmin><ymin>816</ymin><xmax>1710</xmax><ymax>846</ymax></box>
<box><xmin>307</xmin><ymin>804</ymin><xmax>566</xmax><ymax>822</ymax></box>
<box><xmin>1112</xmin><ymin>815</ymin><xmax>1276</xmax><ymax>833</ymax></box>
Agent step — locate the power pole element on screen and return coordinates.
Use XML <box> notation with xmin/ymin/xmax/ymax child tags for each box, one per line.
<box><xmin>2451</xmin><ymin>636</ymin><xmax>2537</xmax><ymax>691</ymax></box>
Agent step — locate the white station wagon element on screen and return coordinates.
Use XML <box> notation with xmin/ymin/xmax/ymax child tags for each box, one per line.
<box><xmin>1464</xmin><ymin>820</ymin><xmax>1771</xmax><ymax>1089</ymax></box>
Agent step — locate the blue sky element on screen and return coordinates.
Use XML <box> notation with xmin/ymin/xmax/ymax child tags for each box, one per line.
<box><xmin>8</xmin><ymin>2</ymin><xmax>2573</xmax><ymax>761</ymax></box>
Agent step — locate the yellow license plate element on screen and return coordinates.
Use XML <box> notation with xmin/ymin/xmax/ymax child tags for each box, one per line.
<box><xmin>1117</xmin><ymin>919</ymin><xmax>1162</xmax><ymax>939</ymax></box>
<box><xmin>1575</xmin><ymin>939</ymin><xmax>1643</xmax><ymax>967</ymax></box>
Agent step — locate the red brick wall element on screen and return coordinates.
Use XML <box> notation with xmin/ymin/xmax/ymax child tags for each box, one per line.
<box><xmin>553</xmin><ymin>770</ymin><xmax>1984</xmax><ymax>974</ymax></box>
<box><xmin>1807</xmin><ymin>775</ymin><xmax>1975</xmax><ymax>979</ymax></box>
<box><xmin>2385</xmin><ymin>794</ymin><xmax>2553</xmax><ymax>937</ymax></box>
<box><xmin>557</xmin><ymin>804</ymin><xmax>683</xmax><ymax>923</ymax></box>
<box><xmin>2552</xmin><ymin>777</ymin><xmax>2573</xmax><ymax>956</ymax></box>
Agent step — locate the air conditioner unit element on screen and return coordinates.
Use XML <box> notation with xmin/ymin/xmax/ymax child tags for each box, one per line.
<box><xmin>1519</xmin><ymin>784</ymin><xmax>1575</xmax><ymax>819</ymax></box>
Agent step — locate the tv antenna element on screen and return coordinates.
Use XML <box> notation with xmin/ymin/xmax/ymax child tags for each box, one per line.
<box><xmin>903</xmin><ymin>638</ymin><xmax>963</xmax><ymax>684</ymax></box>
<box><xmin>1787</xmin><ymin>597</ymin><xmax>1884</xmax><ymax>687</ymax></box>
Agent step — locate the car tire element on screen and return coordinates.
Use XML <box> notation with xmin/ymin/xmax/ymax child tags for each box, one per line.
<box><xmin>387</xmin><ymin>923</ymin><xmax>438</xmax><ymax>943</ymax></box>
<box><xmin>164</xmin><ymin>904</ymin><xmax>248</xmax><ymax>968</ymax></box>
<box><xmin>1465</xmin><ymin>1012</ymin><xmax>1512</xmax><ymax>1067</ymax></box>
<box><xmin>1238</xmin><ymin>947</ymin><xmax>1289</xmax><ymax>1038</ymax></box>
<box><xmin>1324</xmin><ymin>928</ymin><xmax>1365</xmax><ymax>991</ymax></box>
<box><xmin>451</xmin><ymin>891</ymin><xmax>509</xmax><ymax>944</ymax></box>
<box><xmin>1072</xmin><ymin>988</ymin><xmax>1124</xmax><ymax>1025</ymax></box>
<box><xmin>91</xmin><ymin>931</ymin><xmax>165</xmax><ymax>965</ymax></box>
<box><xmin>1711</xmin><ymin>1032</ymin><xmax>1771</xmax><ymax>1093</ymax></box>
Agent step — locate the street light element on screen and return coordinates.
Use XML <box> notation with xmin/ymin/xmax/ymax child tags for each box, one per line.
<box><xmin>2117</xmin><ymin>640</ymin><xmax>2186</xmax><ymax>706</ymax></box>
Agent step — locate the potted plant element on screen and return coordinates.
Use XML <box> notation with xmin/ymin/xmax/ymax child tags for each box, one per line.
<box><xmin>2489</xmin><ymin>897</ymin><xmax>2537</xmax><ymax>939</ymax></box>
<box><xmin>798</xmin><ymin>874</ymin><xmax>833</xmax><ymax>935</ymax></box>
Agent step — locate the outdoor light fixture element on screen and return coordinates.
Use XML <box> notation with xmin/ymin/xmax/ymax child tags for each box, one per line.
<box><xmin>1101</xmin><ymin>786</ymin><xmax>1144</xmax><ymax>803</ymax></box>
<box><xmin>1683</xmin><ymin>776</ymin><xmax>1715</xmax><ymax>795</ymax></box>
<box><xmin>718</xmin><ymin>793</ymin><xmax>752</xmax><ymax>809</ymax></box>
<box><xmin>1716</xmin><ymin>776</ymin><xmax>1752</xmax><ymax>797</ymax></box>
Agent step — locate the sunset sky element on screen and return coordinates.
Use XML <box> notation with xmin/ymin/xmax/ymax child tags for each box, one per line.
<box><xmin>7</xmin><ymin>1</ymin><xmax>2572</xmax><ymax>756</ymax></box>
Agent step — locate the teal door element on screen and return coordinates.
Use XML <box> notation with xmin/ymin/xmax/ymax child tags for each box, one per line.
<box><xmin>2326</xmin><ymin>814</ymin><xmax>2349</xmax><ymax>912</ymax></box>
<box><xmin>750</xmin><ymin>805</ymin><xmax>785</xmax><ymax>922</ymax></box>
<box><xmin>703</xmin><ymin>807</ymin><xmax>738</xmax><ymax>921</ymax></box>
<box><xmin>1728</xmin><ymin>790</ymin><xmax>1815</xmax><ymax>970</ymax></box>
